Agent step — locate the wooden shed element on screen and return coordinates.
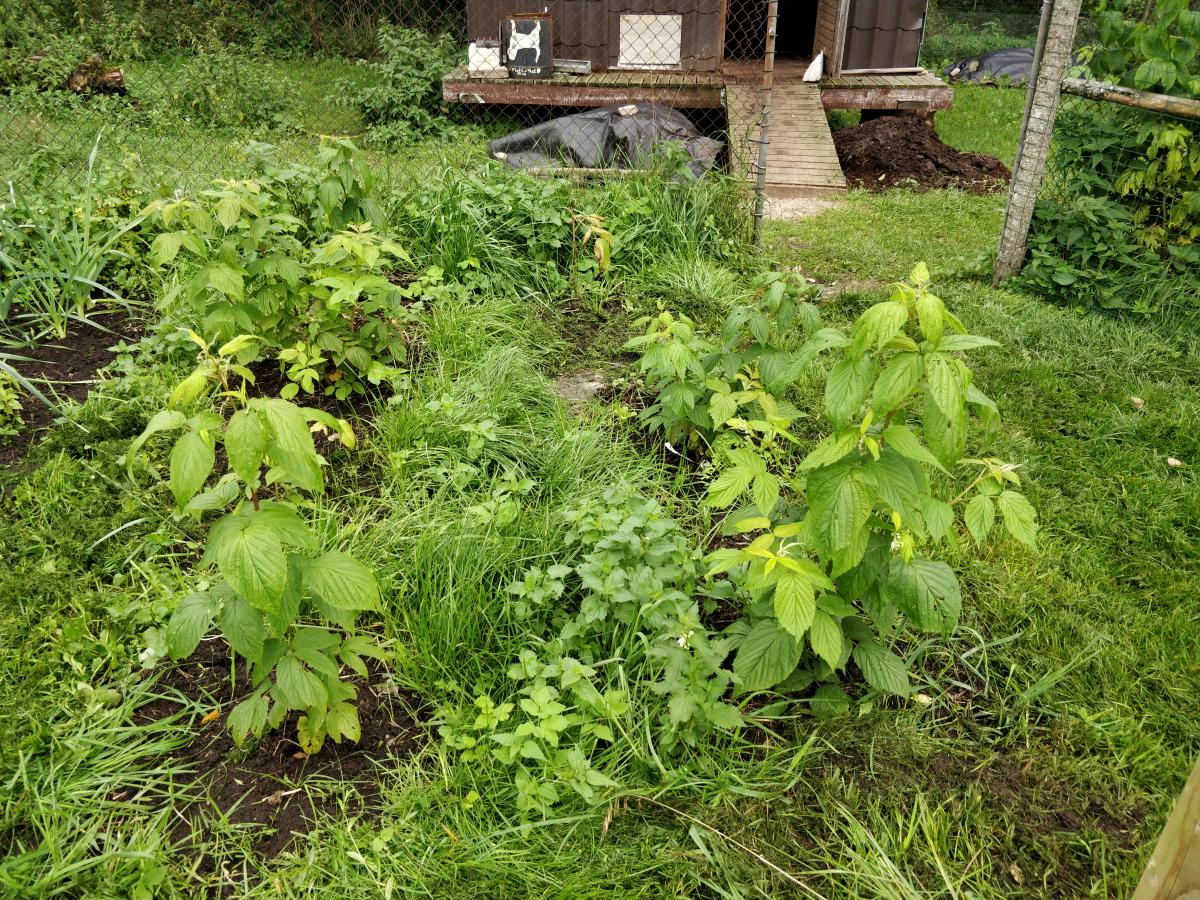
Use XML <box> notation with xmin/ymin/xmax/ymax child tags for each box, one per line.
<box><xmin>445</xmin><ymin>0</ymin><xmax>953</xmax><ymax>194</ymax></box>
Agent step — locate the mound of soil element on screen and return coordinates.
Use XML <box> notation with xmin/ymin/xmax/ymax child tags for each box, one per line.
<box><xmin>136</xmin><ymin>638</ymin><xmax>423</xmax><ymax>866</ymax></box>
<box><xmin>0</xmin><ymin>312</ymin><xmax>141</xmax><ymax>466</ymax></box>
<box><xmin>833</xmin><ymin>113</ymin><xmax>1011</xmax><ymax>193</ymax></box>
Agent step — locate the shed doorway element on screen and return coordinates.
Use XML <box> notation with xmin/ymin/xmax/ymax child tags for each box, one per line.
<box><xmin>723</xmin><ymin>0</ymin><xmax>817</xmax><ymax>63</ymax></box>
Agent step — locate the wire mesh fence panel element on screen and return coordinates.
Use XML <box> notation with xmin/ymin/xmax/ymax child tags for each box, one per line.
<box><xmin>2</xmin><ymin>0</ymin><xmax>767</xmax><ymax>199</ymax></box>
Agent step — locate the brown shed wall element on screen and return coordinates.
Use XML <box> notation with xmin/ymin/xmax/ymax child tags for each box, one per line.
<box><xmin>466</xmin><ymin>0</ymin><xmax>723</xmax><ymax>72</ymax></box>
<box><xmin>813</xmin><ymin>0</ymin><xmax>842</xmax><ymax>74</ymax></box>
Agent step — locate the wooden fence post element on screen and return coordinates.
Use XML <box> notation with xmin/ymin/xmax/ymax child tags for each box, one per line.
<box><xmin>993</xmin><ymin>0</ymin><xmax>1082</xmax><ymax>285</ymax></box>
<box><xmin>1133</xmin><ymin>757</ymin><xmax>1200</xmax><ymax>899</ymax></box>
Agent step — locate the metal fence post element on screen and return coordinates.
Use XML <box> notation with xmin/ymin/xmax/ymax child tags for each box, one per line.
<box><xmin>993</xmin><ymin>0</ymin><xmax>1082</xmax><ymax>284</ymax></box>
<box><xmin>752</xmin><ymin>0</ymin><xmax>779</xmax><ymax>246</ymax></box>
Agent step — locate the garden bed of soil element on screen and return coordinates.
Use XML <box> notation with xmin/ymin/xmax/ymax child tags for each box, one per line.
<box><xmin>0</xmin><ymin>312</ymin><xmax>141</xmax><ymax>466</ymax></box>
<box><xmin>833</xmin><ymin>114</ymin><xmax>1011</xmax><ymax>193</ymax></box>
<box><xmin>137</xmin><ymin>638</ymin><xmax>424</xmax><ymax>866</ymax></box>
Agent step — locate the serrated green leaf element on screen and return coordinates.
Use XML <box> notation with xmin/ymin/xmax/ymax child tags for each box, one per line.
<box><xmin>218</xmin><ymin>594</ymin><xmax>265</xmax><ymax>663</ymax></box>
<box><xmin>852</xmin><ymin>639</ymin><xmax>911</xmax><ymax>696</ymax></box>
<box><xmin>800</xmin><ymin>429</ymin><xmax>858</xmax><ymax>471</ymax></box>
<box><xmin>706</xmin><ymin>548</ymin><xmax>747</xmax><ymax>576</ymax></box>
<box><xmin>228</xmin><ymin>692</ymin><xmax>269</xmax><ymax>746</ymax></box>
<box><xmin>964</xmin><ymin>494</ymin><xmax>995</xmax><ymax>544</ymax></box>
<box><xmin>733</xmin><ymin>620</ymin><xmax>801</xmax><ymax>692</ymax></box>
<box><xmin>938</xmin><ymin>334</ymin><xmax>1000</xmax><ymax>352</ymax></box>
<box><xmin>924</xmin><ymin>390</ymin><xmax>967</xmax><ymax>465</ymax></box>
<box><xmin>808</xmin><ymin>609</ymin><xmax>844</xmax><ymax>671</ymax></box>
<box><xmin>774</xmin><ymin>570</ymin><xmax>817</xmax><ymax>639</ymax></box>
<box><xmin>166</xmin><ymin>592</ymin><xmax>217</xmax><ymax>660</ymax></box>
<box><xmin>826</xmin><ymin>355</ymin><xmax>876</xmax><ymax>428</ymax></box>
<box><xmin>150</xmin><ymin>231</ymin><xmax>183</xmax><ymax>267</ymax></box>
<box><xmin>997</xmin><ymin>490</ymin><xmax>1038</xmax><ymax>549</ymax></box>
<box><xmin>302</xmin><ymin>550</ymin><xmax>380</xmax><ymax>611</ymax></box>
<box><xmin>170</xmin><ymin>430</ymin><xmax>215</xmax><ymax>510</ymax></box>
<box><xmin>882</xmin><ymin>423</ymin><xmax>946</xmax><ymax>473</ymax></box>
<box><xmin>128</xmin><ymin>408</ymin><xmax>187</xmax><ymax>475</ymax></box>
<box><xmin>325</xmin><ymin>702</ymin><xmax>361</xmax><ymax>744</ymax></box>
<box><xmin>216</xmin><ymin>195</ymin><xmax>242</xmax><ymax>230</ymax></box>
<box><xmin>274</xmin><ymin>654</ymin><xmax>327</xmax><ymax>710</ymax></box>
<box><xmin>853</xmin><ymin>302</ymin><xmax>908</xmax><ymax>354</ymax></box>
<box><xmin>706</xmin><ymin>466</ymin><xmax>753</xmax><ymax>509</ymax></box>
<box><xmin>921</xmin><ymin>496</ymin><xmax>954</xmax><ymax>541</ymax></box>
<box><xmin>199</xmin><ymin>262</ymin><xmax>243</xmax><ymax>299</ymax></box>
<box><xmin>925</xmin><ymin>357</ymin><xmax>964</xmax><ymax>419</ymax></box>
<box><xmin>214</xmin><ymin>516</ymin><xmax>287</xmax><ymax>613</ymax></box>
<box><xmin>915</xmin><ymin>290</ymin><xmax>944</xmax><ymax>345</ymax></box>
<box><xmin>752</xmin><ymin>472</ymin><xmax>781</xmax><ymax>517</ymax></box>
<box><xmin>249</xmin><ymin>397</ymin><xmax>323</xmax><ymax>493</ymax></box>
<box><xmin>871</xmin><ymin>353</ymin><xmax>923</xmax><ymax>415</ymax></box>
<box><xmin>882</xmin><ymin>557</ymin><xmax>962</xmax><ymax>634</ymax></box>
<box><xmin>824</xmin><ymin>472</ymin><xmax>872</xmax><ymax>553</ymax></box>
<box><xmin>225</xmin><ymin>409</ymin><xmax>266</xmax><ymax>485</ymax></box>
<box><xmin>250</xmin><ymin>503</ymin><xmax>318</xmax><ymax>550</ymax></box>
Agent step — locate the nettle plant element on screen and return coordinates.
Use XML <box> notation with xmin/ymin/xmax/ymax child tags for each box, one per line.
<box><xmin>143</xmin><ymin>140</ymin><xmax>419</xmax><ymax>400</ymax></box>
<box><xmin>626</xmin><ymin>271</ymin><xmax>827</xmax><ymax>456</ymax></box>
<box><xmin>703</xmin><ymin>265</ymin><xmax>1037</xmax><ymax>703</ymax></box>
<box><xmin>129</xmin><ymin>333</ymin><xmax>385</xmax><ymax>753</ymax></box>
<box><xmin>439</xmin><ymin>486</ymin><xmax>738</xmax><ymax>816</ymax></box>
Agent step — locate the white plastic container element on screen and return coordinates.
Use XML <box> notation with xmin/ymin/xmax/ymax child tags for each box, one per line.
<box><xmin>468</xmin><ymin>41</ymin><xmax>503</xmax><ymax>75</ymax></box>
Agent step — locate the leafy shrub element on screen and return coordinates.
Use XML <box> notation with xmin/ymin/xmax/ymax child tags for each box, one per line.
<box><xmin>1024</xmin><ymin>0</ymin><xmax>1200</xmax><ymax>311</ymax></box>
<box><xmin>704</xmin><ymin>265</ymin><xmax>1035</xmax><ymax>699</ymax></box>
<box><xmin>143</xmin><ymin>139</ymin><xmax>419</xmax><ymax>399</ymax></box>
<box><xmin>626</xmin><ymin>271</ymin><xmax>821</xmax><ymax>453</ymax></box>
<box><xmin>438</xmin><ymin>484</ymin><xmax>737</xmax><ymax>816</ymax></box>
<box><xmin>344</xmin><ymin>25</ymin><xmax>458</xmax><ymax>147</ymax></box>
<box><xmin>635</xmin><ymin>265</ymin><xmax>1035</xmax><ymax>705</ymax></box>
<box><xmin>130</xmin><ymin>333</ymin><xmax>383</xmax><ymax>754</ymax></box>
<box><xmin>155</xmin><ymin>39</ymin><xmax>295</xmax><ymax>129</ymax></box>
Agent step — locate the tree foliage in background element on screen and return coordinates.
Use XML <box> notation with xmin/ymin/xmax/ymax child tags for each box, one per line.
<box><xmin>1024</xmin><ymin>0</ymin><xmax>1200</xmax><ymax>312</ymax></box>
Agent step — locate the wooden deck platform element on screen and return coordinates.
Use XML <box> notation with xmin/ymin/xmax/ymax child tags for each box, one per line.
<box><xmin>442</xmin><ymin>65</ymin><xmax>952</xmax><ymax>111</ymax></box>
<box><xmin>442</xmin><ymin>65</ymin><xmax>951</xmax><ymax>196</ymax></box>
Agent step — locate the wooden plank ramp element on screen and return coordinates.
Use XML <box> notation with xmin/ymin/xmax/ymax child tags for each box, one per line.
<box><xmin>726</xmin><ymin>82</ymin><xmax>845</xmax><ymax>195</ymax></box>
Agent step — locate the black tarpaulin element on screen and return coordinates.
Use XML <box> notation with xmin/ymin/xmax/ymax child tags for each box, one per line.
<box><xmin>487</xmin><ymin>103</ymin><xmax>724</xmax><ymax>176</ymax></box>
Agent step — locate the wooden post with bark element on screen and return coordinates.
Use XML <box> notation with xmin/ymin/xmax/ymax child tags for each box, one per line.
<box><xmin>993</xmin><ymin>0</ymin><xmax>1082</xmax><ymax>284</ymax></box>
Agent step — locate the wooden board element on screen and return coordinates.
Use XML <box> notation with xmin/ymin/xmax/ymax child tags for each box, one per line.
<box><xmin>443</xmin><ymin>64</ymin><xmax>724</xmax><ymax>108</ymax></box>
<box><xmin>1134</xmin><ymin>757</ymin><xmax>1200</xmax><ymax>900</ymax></box>
<box><xmin>726</xmin><ymin>82</ymin><xmax>845</xmax><ymax>193</ymax></box>
<box><xmin>820</xmin><ymin>70</ymin><xmax>953</xmax><ymax>111</ymax></box>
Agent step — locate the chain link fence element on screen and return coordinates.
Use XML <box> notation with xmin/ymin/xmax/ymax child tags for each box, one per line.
<box><xmin>2</xmin><ymin>0</ymin><xmax>765</xmax><ymax>193</ymax></box>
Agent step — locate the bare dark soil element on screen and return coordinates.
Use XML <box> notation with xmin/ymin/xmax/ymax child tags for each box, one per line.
<box><xmin>137</xmin><ymin>638</ymin><xmax>423</xmax><ymax>866</ymax></box>
<box><xmin>833</xmin><ymin>114</ymin><xmax>1011</xmax><ymax>193</ymax></box>
<box><xmin>0</xmin><ymin>313</ymin><xmax>141</xmax><ymax>466</ymax></box>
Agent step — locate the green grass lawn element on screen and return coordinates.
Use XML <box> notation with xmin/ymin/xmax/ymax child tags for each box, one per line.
<box><xmin>2</xmin><ymin>70</ymin><xmax>1198</xmax><ymax>899</ymax></box>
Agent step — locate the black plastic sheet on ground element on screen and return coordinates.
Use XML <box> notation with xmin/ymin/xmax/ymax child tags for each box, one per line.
<box><xmin>487</xmin><ymin>103</ymin><xmax>724</xmax><ymax>176</ymax></box>
<box><xmin>944</xmin><ymin>48</ymin><xmax>1035</xmax><ymax>84</ymax></box>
